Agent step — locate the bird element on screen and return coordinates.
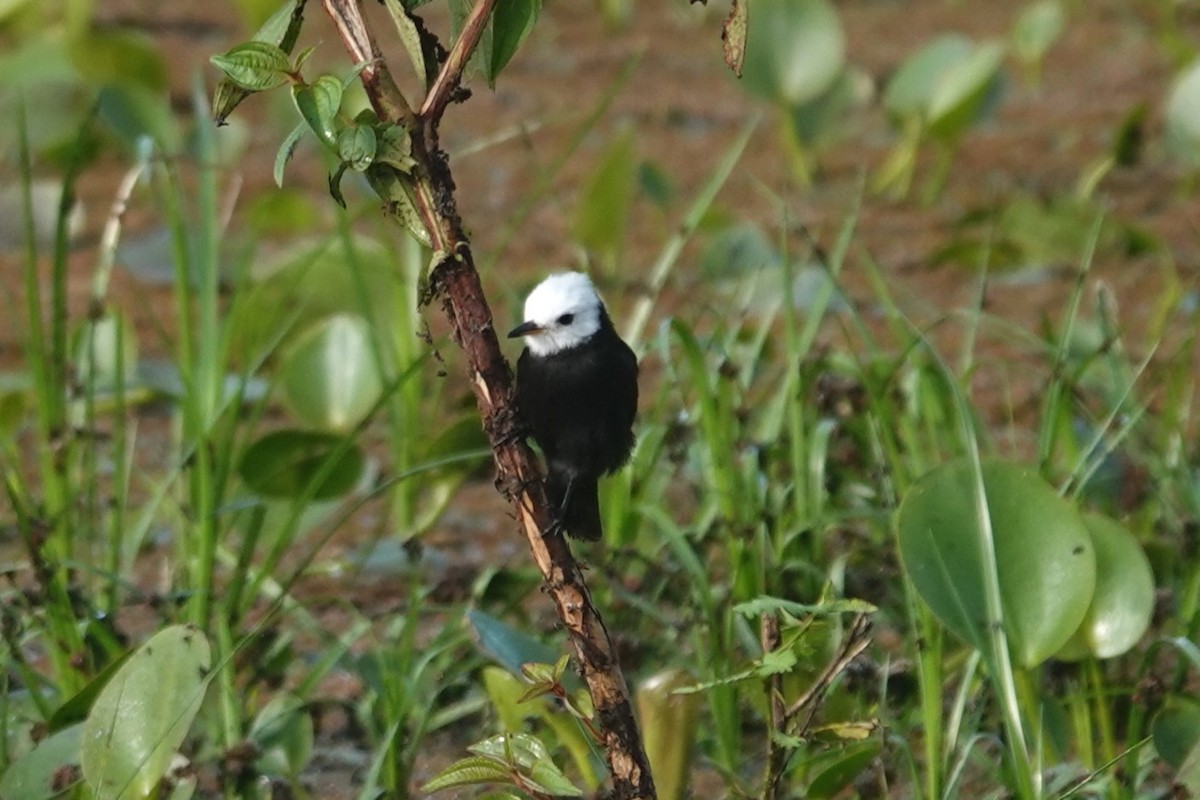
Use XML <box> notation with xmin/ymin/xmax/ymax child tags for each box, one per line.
<box><xmin>508</xmin><ymin>272</ymin><xmax>639</xmax><ymax>540</ymax></box>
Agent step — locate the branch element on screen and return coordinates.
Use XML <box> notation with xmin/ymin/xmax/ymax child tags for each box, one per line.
<box><xmin>419</xmin><ymin>0</ymin><xmax>497</xmax><ymax>124</ymax></box>
<box><xmin>319</xmin><ymin>2</ymin><xmax>657</xmax><ymax>797</ymax></box>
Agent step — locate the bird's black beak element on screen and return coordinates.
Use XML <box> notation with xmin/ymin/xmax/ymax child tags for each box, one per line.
<box><xmin>507</xmin><ymin>320</ymin><xmax>542</xmax><ymax>338</ymax></box>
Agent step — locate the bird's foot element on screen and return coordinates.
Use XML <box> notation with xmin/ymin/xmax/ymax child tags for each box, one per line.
<box><xmin>541</xmin><ymin>515</ymin><xmax>566</xmax><ymax>539</ymax></box>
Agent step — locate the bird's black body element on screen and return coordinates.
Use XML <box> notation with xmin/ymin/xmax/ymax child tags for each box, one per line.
<box><xmin>515</xmin><ymin>309</ymin><xmax>638</xmax><ymax>540</ymax></box>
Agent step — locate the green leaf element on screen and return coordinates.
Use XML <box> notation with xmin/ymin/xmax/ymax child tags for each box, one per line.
<box><xmin>926</xmin><ymin>40</ymin><xmax>1004</xmax><ymax>140</ymax></box>
<box><xmin>80</xmin><ymin>625</ymin><xmax>211</xmax><ymax>800</ymax></box>
<box><xmin>1055</xmin><ymin>514</ymin><xmax>1154</xmax><ymax>660</ymax></box>
<box><xmin>374</xmin><ymin>124</ymin><xmax>416</xmax><ymax>173</ymax></box>
<box><xmin>897</xmin><ymin>459</ymin><xmax>1096</xmax><ymax>667</ymax></box>
<box><xmin>469</xmin><ymin>733</ymin><xmax>549</xmax><ymax>767</ymax></box>
<box><xmin>524</xmin><ymin>757</ymin><xmax>582</xmax><ymax>797</ymax></box>
<box><xmin>337</xmin><ymin>124</ymin><xmax>377</xmax><ymax>171</ymax></box>
<box><xmin>274</xmin><ymin>120</ymin><xmax>307</xmax><ymax>187</ymax></box>
<box><xmin>420</xmin><ymin>755</ymin><xmax>512</xmax><ymax>792</ymax></box>
<box><xmin>466</xmin><ymin>610</ymin><xmax>559</xmax><ymax>678</ymax></box>
<box><xmin>0</xmin><ymin>724</ymin><xmax>84</xmax><ymax>800</ymax></box>
<box><xmin>487</xmin><ymin>0</ymin><xmax>541</xmax><ymax>85</ymax></box>
<box><xmin>884</xmin><ymin>34</ymin><xmax>974</xmax><ymax>119</ymax></box>
<box><xmin>573</xmin><ymin>127</ymin><xmax>636</xmax><ymax>261</ymax></box>
<box><xmin>281</xmin><ymin>313</ymin><xmax>382</xmax><ymax>432</ymax></box>
<box><xmin>806</xmin><ymin>740</ymin><xmax>882</xmax><ymax>799</ymax></box>
<box><xmin>238</xmin><ymin>429</ymin><xmax>366</xmax><ymax>500</ymax></box>
<box><xmin>1152</xmin><ymin>702</ymin><xmax>1200</xmax><ymax>785</ymax></box>
<box><xmin>383</xmin><ymin>0</ymin><xmax>429</xmax><ymax>87</ymax></box>
<box><xmin>1011</xmin><ymin>0</ymin><xmax>1065</xmax><ymax>66</ymax></box>
<box><xmin>213</xmin><ymin>0</ymin><xmax>307</xmax><ymax>122</ymax></box>
<box><xmin>248</xmin><ymin>695</ymin><xmax>313</xmax><ymax>777</ymax></box>
<box><xmin>210</xmin><ymin>41</ymin><xmax>293</xmax><ymax>91</ymax></box>
<box><xmin>68</xmin><ymin>30</ymin><xmax>167</xmax><ymax>91</ymax></box>
<box><xmin>731</xmin><ymin>595</ymin><xmax>877</xmax><ymax>618</ymax></box>
<box><xmin>636</xmin><ymin>669</ymin><xmax>699</xmax><ymax>800</ymax></box>
<box><xmin>97</xmin><ymin>84</ymin><xmax>180</xmax><ymax>154</ymax></box>
<box><xmin>1165</xmin><ymin>59</ymin><xmax>1200</xmax><ymax>168</ymax></box>
<box><xmin>740</xmin><ymin>0</ymin><xmax>845</xmax><ymax>107</ymax></box>
<box><xmin>49</xmin><ymin>651</ymin><xmax>135</xmax><ymax>730</ymax></box>
<box><xmin>292</xmin><ymin>74</ymin><xmax>344</xmax><ymax>149</ymax></box>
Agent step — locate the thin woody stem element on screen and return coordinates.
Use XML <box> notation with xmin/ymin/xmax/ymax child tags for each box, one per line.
<box><xmin>419</xmin><ymin>0</ymin><xmax>498</xmax><ymax>123</ymax></box>
<box><xmin>319</xmin><ymin>1</ymin><xmax>656</xmax><ymax>796</ymax></box>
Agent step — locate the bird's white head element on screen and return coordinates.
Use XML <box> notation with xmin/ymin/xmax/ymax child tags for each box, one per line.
<box><xmin>508</xmin><ymin>272</ymin><xmax>604</xmax><ymax>357</ymax></box>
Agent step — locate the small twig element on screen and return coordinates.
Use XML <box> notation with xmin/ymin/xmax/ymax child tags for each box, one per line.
<box><xmin>322</xmin><ymin>0</ymin><xmax>414</xmax><ymax>124</ymax></box>
<box><xmin>419</xmin><ymin>0</ymin><xmax>497</xmax><ymax>124</ymax></box>
<box><xmin>762</xmin><ymin>614</ymin><xmax>873</xmax><ymax>800</ymax></box>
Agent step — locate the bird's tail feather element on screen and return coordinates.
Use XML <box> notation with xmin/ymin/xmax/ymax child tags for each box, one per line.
<box><xmin>548</xmin><ymin>475</ymin><xmax>603</xmax><ymax>541</ymax></box>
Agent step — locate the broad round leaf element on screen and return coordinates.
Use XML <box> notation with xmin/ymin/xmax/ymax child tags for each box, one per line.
<box><xmin>1153</xmin><ymin>702</ymin><xmax>1200</xmax><ymax>770</ymax></box>
<box><xmin>884</xmin><ymin>34</ymin><xmax>974</xmax><ymax>119</ymax></box>
<box><xmin>1055</xmin><ymin>514</ymin><xmax>1154</xmax><ymax>660</ymax></box>
<box><xmin>282</xmin><ymin>314</ymin><xmax>382</xmax><ymax>432</ymax></box>
<box><xmin>80</xmin><ymin>625</ymin><xmax>211</xmax><ymax>800</ymax></box>
<box><xmin>898</xmin><ymin>460</ymin><xmax>1096</xmax><ymax>666</ymax></box>
<box><xmin>740</xmin><ymin>0</ymin><xmax>844</xmax><ymax>108</ymax></box>
<box><xmin>1165</xmin><ymin>59</ymin><xmax>1200</xmax><ymax>167</ymax></box>
<box><xmin>0</xmin><ymin>724</ymin><xmax>84</xmax><ymax>800</ymax></box>
<box><xmin>238</xmin><ymin>429</ymin><xmax>365</xmax><ymax>500</ymax></box>
<box><xmin>926</xmin><ymin>40</ymin><xmax>1004</xmax><ymax>140</ymax></box>
<box><xmin>292</xmin><ymin>75</ymin><xmax>343</xmax><ymax>149</ymax></box>
<box><xmin>1012</xmin><ymin>1</ymin><xmax>1065</xmax><ymax>65</ymax></box>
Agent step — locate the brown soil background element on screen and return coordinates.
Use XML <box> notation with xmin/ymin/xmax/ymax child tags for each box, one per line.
<box><xmin>4</xmin><ymin>0</ymin><xmax>1200</xmax><ymax>796</ymax></box>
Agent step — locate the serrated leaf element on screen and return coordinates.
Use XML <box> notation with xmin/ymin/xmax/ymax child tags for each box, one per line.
<box><xmin>756</xmin><ymin>647</ymin><xmax>798</xmax><ymax>676</ymax></box>
<box><xmin>487</xmin><ymin>0</ymin><xmax>540</xmax><ymax>85</ymax></box>
<box><xmin>210</xmin><ymin>41</ymin><xmax>293</xmax><ymax>91</ymax></box>
<box><xmin>375</xmin><ymin>124</ymin><xmax>416</xmax><ymax>172</ymax></box>
<box><xmin>292</xmin><ymin>74</ymin><xmax>343</xmax><ymax>149</ymax></box>
<box><xmin>337</xmin><ymin>124</ymin><xmax>377</xmax><ymax>171</ymax></box>
<box><xmin>524</xmin><ymin>758</ymin><xmax>583</xmax><ymax>797</ymax></box>
<box><xmin>274</xmin><ymin>120</ymin><xmax>307</xmax><ymax>186</ymax></box>
<box><xmin>80</xmin><ymin>626</ymin><xmax>211</xmax><ymax>800</ymax></box>
<box><xmin>520</xmin><ymin>661</ymin><xmax>558</xmax><ymax>686</ymax></box>
<box><xmin>420</xmin><ymin>755</ymin><xmax>512</xmax><ymax>792</ymax></box>
<box><xmin>469</xmin><ymin>733</ymin><xmax>548</xmax><ymax>769</ymax></box>
<box><xmin>364</xmin><ymin>164</ymin><xmax>432</xmax><ymax>246</ymax></box>
<box><xmin>383</xmin><ymin>0</ymin><xmax>428</xmax><ymax>87</ymax></box>
<box><xmin>732</xmin><ymin>595</ymin><xmax>877</xmax><ymax>618</ymax></box>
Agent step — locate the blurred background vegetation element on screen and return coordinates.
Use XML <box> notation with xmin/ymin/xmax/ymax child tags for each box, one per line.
<box><xmin>3</xmin><ymin>0</ymin><xmax>1200</xmax><ymax>798</ymax></box>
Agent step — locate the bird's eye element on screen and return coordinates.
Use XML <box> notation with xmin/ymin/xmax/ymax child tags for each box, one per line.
<box><xmin>557</xmin><ymin>313</ymin><xmax>575</xmax><ymax>325</ymax></box>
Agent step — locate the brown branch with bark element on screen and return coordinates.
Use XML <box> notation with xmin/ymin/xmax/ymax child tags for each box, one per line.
<box><xmin>319</xmin><ymin>1</ymin><xmax>657</xmax><ymax>797</ymax></box>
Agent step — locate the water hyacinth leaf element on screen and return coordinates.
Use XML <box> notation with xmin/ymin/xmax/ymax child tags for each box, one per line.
<box><xmin>292</xmin><ymin>74</ymin><xmax>344</xmax><ymax>149</ymax></box>
<box><xmin>1055</xmin><ymin>514</ymin><xmax>1154</xmax><ymax>660</ymax></box>
<box><xmin>926</xmin><ymin>40</ymin><xmax>1004</xmax><ymax>140</ymax></box>
<box><xmin>1012</xmin><ymin>1</ymin><xmax>1065</xmax><ymax>67</ymax></box>
<box><xmin>884</xmin><ymin>34</ymin><xmax>974</xmax><ymax>120</ymax></box>
<box><xmin>740</xmin><ymin>0</ymin><xmax>844</xmax><ymax>108</ymax></box>
<box><xmin>238</xmin><ymin>429</ymin><xmax>365</xmax><ymax>500</ymax></box>
<box><xmin>80</xmin><ymin>625</ymin><xmax>211</xmax><ymax>800</ymax></box>
<box><xmin>487</xmin><ymin>0</ymin><xmax>541</xmax><ymax>85</ymax></box>
<box><xmin>210</xmin><ymin>41</ymin><xmax>293</xmax><ymax>91</ymax></box>
<box><xmin>282</xmin><ymin>314</ymin><xmax>382</xmax><ymax>431</ymax></box>
<box><xmin>73</xmin><ymin>311</ymin><xmax>139</xmax><ymax>392</ymax></box>
<box><xmin>897</xmin><ymin>460</ymin><xmax>1096</xmax><ymax>667</ymax></box>
<box><xmin>1165</xmin><ymin>59</ymin><xmax>1200</xmax><ymax>168</ymax></box>
<box><xmin>1153</xmin><ymin>702</ymin><xmax>1200</xmax><ymax>793</ymax></box>
<box><xmin>0</xmin><ymin>724</ymin><xmax>84</xmax><ymax>800</ymax></box>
